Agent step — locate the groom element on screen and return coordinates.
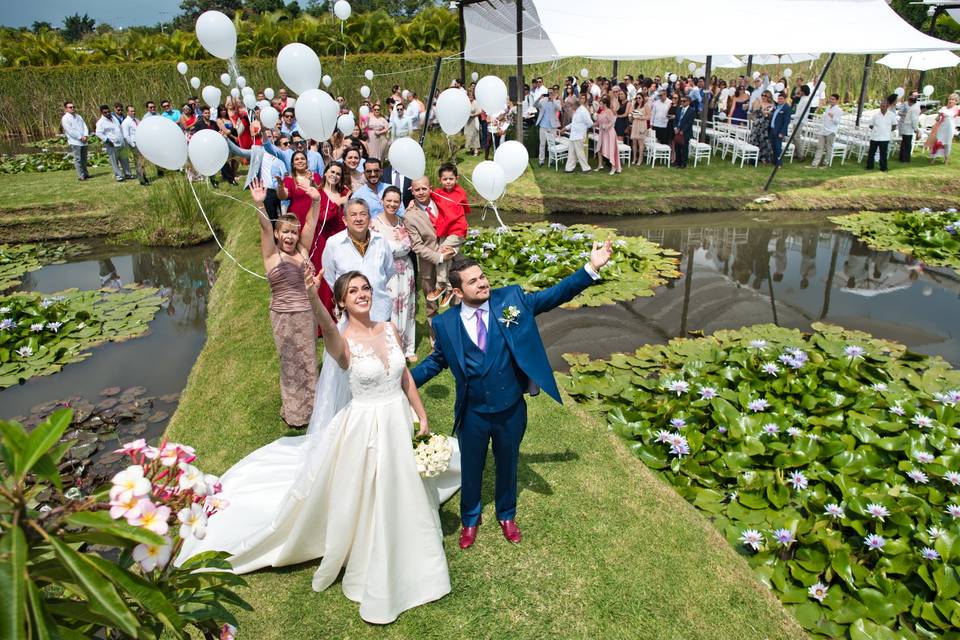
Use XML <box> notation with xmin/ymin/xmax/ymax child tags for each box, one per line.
<box><xmin>412</xmin><ymin>240</ymin><xmax>613</xmax><ymax>549</ymax></box>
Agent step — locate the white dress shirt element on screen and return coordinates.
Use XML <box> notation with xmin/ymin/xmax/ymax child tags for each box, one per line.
<box><xmin>120</xmin><ymin>117</ymin><xmax>139</xmax><ymax>147</ymax></box>
<box><xmin>460</xmin><ymin>300</ymin><xmax>490</xmax><ymax>347</ymax></box>
<box><xmin>568</xmin><ymin>105</ymin><xmax>594</xmax><ymax>141</ymax></box>
<box><xmin>96</xmin><ymin>114</ymin><xmax>125</xmax><ymax>147</ymax></box>
<box><xmin>259</xmin><ymin>152</ymin><xmax>281</xmax><ymax>189</ymax></box>
<box><xmin>820</xmin><ymin>105</ymin><xmax>844</xmax><ymax>135</ymax></box>
<box><xmin>869</xmin><ymin>110</ymin><xmax>899</xmax><ymax>142</ymax></box>
<box><xmin>61</xmin><ymin>112</ymin><xmax>89</xmax><ymax>146</ymax></box>
<box><xmin>406</xmin><ymin>100</ymin><xmax>422</xmax><ymax>129</ymax></box>
<box><xmin>651</xmin><ymin>98</ymin><xmax>670</xmax><ymax>128</ymax></box>
<box><xmin>321</xmin><ymin>229</ymin><xmax>396</xmax><ymax>322</ymax></box>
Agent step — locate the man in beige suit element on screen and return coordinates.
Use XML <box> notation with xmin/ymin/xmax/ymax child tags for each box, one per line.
<box><xmin>404</xmin><ymin>176</ymin><xmax>456</xmax><ymax>323</ymax></box>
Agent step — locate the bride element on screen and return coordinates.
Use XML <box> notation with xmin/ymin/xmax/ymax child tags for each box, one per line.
<box><xmin>178</xmin><ymin>262</ymin><xmax>460</xmax><ymax>624</ymax></box>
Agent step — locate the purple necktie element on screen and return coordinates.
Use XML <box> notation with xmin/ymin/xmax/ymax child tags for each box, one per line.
<box><xmin>475</xmin><ymin>309</ymin><xmax>487</xmax><ymax>352</ymax></box>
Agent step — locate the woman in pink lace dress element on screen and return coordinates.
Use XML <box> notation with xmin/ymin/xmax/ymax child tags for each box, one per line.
<box><xmin>596</xmin><ymin>95</ymin><xmax>621</xmax><ymax>174</ymax></box>
<box><xmin>370</xmin><ymin>186</ymin><xmax>417</xmax><ymax>361</ymax></box>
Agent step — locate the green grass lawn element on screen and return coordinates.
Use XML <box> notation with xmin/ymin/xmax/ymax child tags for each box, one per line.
<box><xmin>163</xmin><ymin>205</ymin><xmax>805</xmax><ymax>639</ymax></box>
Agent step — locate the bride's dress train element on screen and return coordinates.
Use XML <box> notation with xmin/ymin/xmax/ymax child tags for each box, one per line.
<box><xmin>178</xmin><ymin>323</ymin><xmax>460</xmax><ymax>624</ymax></box>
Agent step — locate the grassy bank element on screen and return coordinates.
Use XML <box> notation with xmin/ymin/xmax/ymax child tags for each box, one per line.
<box><xmin>163</xmin><ymin>202</ymin><xmax>805</xmax><ymax>639</ymax></box>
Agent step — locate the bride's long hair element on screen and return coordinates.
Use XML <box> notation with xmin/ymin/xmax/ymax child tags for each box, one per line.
<box><xmin>333</xmin><ymin>271</ymin><xmax>371</xmax><ymax>319</ymax></box>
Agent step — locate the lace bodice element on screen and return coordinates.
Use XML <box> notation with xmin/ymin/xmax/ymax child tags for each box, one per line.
<box><xmin>346</xmin><ymin>323</ymin><xmax>406</xmax><ymax>399</ymax></box>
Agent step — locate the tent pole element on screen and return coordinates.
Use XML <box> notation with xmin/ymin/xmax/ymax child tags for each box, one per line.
<box><xmin>764</xmin><ymin>52</ymin><xmax>836</xmax><ymax>192</ymax></box>
<box><xmin>515</xmin><ymin>0</ymin><xmax>524</xmax><ymax>142</ymax></box>
<box><xmin>700</xmin><ymin>55</ymin><xmax>712</xmax><ymax>142</ymax></box>
<box><xmin>855</xmin><ymin>54</ymin><xmax>871</xmax><ymax>127</ymax></box>
<box><xmin>419</xmin><ymin>57</ymin><xmax>443</xmax><ymax>147</ymax></box>
<box><xmin>612</xmin><ymin>60</ymin><xmax>619</xmax><ymax>79</ymax></box>
<box><xmin>458</xmin><ymin>2</ymin><xmax>466</xmax><ymax>84</ymax></box>
<box><xmin>918</xmin><ymin>7</ymin><xmax>941</xmax><ymax>92</ymax></box>
<box><xmin>746</xmin><ymin>55</ymin><xmax>753</xmax><ymax>78</ymax></box>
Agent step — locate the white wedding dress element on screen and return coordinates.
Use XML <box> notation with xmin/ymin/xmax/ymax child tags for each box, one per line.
<box><xmin>177</xmin><ymin>323</ymin><xmax>460</xmax><ymax>624</ymax></box>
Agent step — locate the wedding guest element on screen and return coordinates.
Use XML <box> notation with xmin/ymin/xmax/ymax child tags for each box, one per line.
<box><xmin>280</xmin><ymin>108</ymin><xmax>299</xmax><ymax>136</ymax></box>
<box><xmin>809</xmin><ymin>93</ymin><xmax>843</xmax><ymax>169</ymax></box>
<box><xmin>867</xmin><ymin>100</ymin><xmax>898</xmax><ymax>171</ymax></box>
<box><xmin>629</xmin><ymin>94</ymin><xmax>650</xmax><ymax>166</ymax></box>
<box><xmin>899</xmin><ymin>95</ymin><xmax>920</xmax><ymax>162</ymax></box>
<box><xmin>120</xmin><ymin>105</ymin><xmax>148</xmax><ymax>186</ymax></box>
<box><xmin>926</xmin><ymin>92</ymin><xmax>959</xmax><ymax>164</ymax></box>
<box><xmin>263</xmin><ymin>130</ymin><xmax>323</xmax><ymax>175</ymax></box>
<box><xmin>352</xmin><ymin>157</ymin><xmax>388</xmax><ymax>218</ymax></box>
<box><xmin>371</xmin><ymin>186</ymin><xmax>417</xmax><ymax>361</ymax></box>
<box><xmin>651</xmin><ymin>90</ymin><xmax>671</xmax><ymax>145</ymax></box>
<box><xmin>464</xmin><ymin>89</ymin><xmax>482</xmax><ymax>156</ymax></box>
<box><xmin>343</xmin><ymin>147</ymin><xmax>365</xmax><ymax>190</ymax></box>
<box><xmin>365</xmin><ymin>103</ymin><xmax>390</xmax><ymax>159</ymax></box>
<box><xmin>728</xmin><ymin>86</ymin><xmax>750</xmax><ymax>125</ymax></box>
<box><xmin>769</xmin><ymin>93</ymin><xmax>792</xmax><ymax>167</ymax></box>
<box><xmin>429</xmin><ymin>163</ymin><xmax>471</xmax><ymax>307</ymax></box>
<box><xmin>321</xmin><ymin>199</ymin><xmax>396</xmax><ymax>322</ymax></box>
<box><xmin>672</xmin><ymin>96</ymin><xmax>695</xmax><ymax>169</ymax></box>
<box><xmin>250</xmin><ymin>177</ymin><xmax>321</xmax><ymax>428</ymax></box>
<box><xmin>160</xmin><ymin>99</ymin><xmax>181</xmax><ymax>123</ymax></box>
<box><xmin>405</xmin><ymin>176</ymin><xmax>455</xmax><ymax>322</ymax></box>
<box><xmin>95</xmin><ymin>104</ymin><xmax>132</xmax><ymax>182</ymax></box>
<box><xmin>748</xmin><ymin>91</ymin><xmax>775</xmax><ymax>163</ymax></box>
<box><xmin>61</xmin><ymin>101</ymin><xmax>89</xmax><ymax>181</ymax></box>
<box><xmin>179</xmin><ymin>105</ymin><xmax>197</xmax><ymax>130</ymax></box>
<box><xmin>596</xmin><ymin>96</ymin><xmax>621</xmax><ymax>174</ymax></box>
<box><xmin>561</xmin><ymin>85</ymin><xmax>578</xmax><ymax>127</ymax></box>
<box><xmin>535</xmin><ymin>87</ymin><xmax>561</xmax><ymax>167</ymax></box>
<box><xmin>563</xmin><ymin>93</ymin><xmax>593</xmax><ymax>173</ymax></box>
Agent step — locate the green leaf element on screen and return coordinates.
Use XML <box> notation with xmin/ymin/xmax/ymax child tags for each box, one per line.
<box><xmin>850</xmin><ymin>617</ymin><xmax>900</xmax><ymax>640</ymax></box>
<box><xmin>65</xmin><ymin>512</ymin><xmax>165</xmax><ymax>546</ymax></box>
<box><xmin>83</xmin><ymin>554</ymin><xmax>185</xmax><ymax>637</ymax></box>
<box><xmin>21</xmin><ymin>409</ymin><xmax>72</xmax><ymax>479</ymax></box>
<box><xmin>0</xmin><ymin>419</ymin><xmax>28</xmax><ymax>476</ymax></box>
<box><xmin>26</xmin><ymin>580</ymin><xmax>59</xmax><ymax>640</ymax></box>
<box><xmin>793</xmin><ymin>602</ymin><xmax>822</xmax><ymax>630</ymax></box>
<box><xmin>0</xmin><ymin>525</ymin><xmax>28</xmax><ymax>640</ymax></box>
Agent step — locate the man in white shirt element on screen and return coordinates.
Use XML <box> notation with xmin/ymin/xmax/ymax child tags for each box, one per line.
<box><xmin>534</xmin><ymin>88</ymin><xmax>562</xmax><ymax>166</ymax></box>
<box><xmin>866</xmin><ymin>99</ymin><xmax>899</xmax><ymax>172</ymax></box>
<box><xmin>810</xmin><ymin>93</ymin><xmax>844</xmax><ymax>168</ymax></box>
<box><xmin>406</xmin><ymin>93</ymin><xmax>423</xmax><ymax>131</ymax></box>
<box><xmin>899</xmin><ymin>95</ymin><xmax>921</xmax><ymax>163</ymax></box>
<box><xmin>321</xmin><ymin>199</ymin><xmax>396</xmax><ymax>322</ymax></box>
<box><xmin>120</xmin><ymin>105</ymin><xmax>148</xmax><ymax>185</ymax></box>
<box><xmin>391</xmin><ymin>103</ymin><xmax>413</xmax><ymax>140</ymax></box>
<box><xmin>750</xmin><ymin>75</ymin><xmax>770</xmax><ymax>107</ymax></box>
<box><xmin>651</xmin><ymin>91</ymin><xmax>671</xmax><ymax>144</ymax></box>
<box><xmin>61</xmin><ymin>101</ymin><xmax>89</xmax><ymax>181</ymax></box>
<box><xmin>808</xmin><ymin>75</ymin><xmax>826</xmax><ymax>109</ymax></box>
<box><xmin>95</xmin><ymin>104</ymin><xmax>131</xmax><ymax>182</ymax></box>
<box><xmin>562</xmin><ymin>93</ymin><xmax>593</xmax><ymax>173</ymax></box>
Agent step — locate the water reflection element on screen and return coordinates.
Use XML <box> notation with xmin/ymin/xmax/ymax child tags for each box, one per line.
<box><xmin>536</xmin><ymin>212</ymin><xmax>960</xmax><ymax>370</ymax></box>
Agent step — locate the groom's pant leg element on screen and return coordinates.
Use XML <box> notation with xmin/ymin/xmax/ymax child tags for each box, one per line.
<box><xmin>458</xmin><ymin>410</ymin><xmax>490</xmax><ymax>527</ymax></box>
<box><xmin>491</xmin><ymin>399</ymin><xmax>527</xmax><ymax>522</ymax></box>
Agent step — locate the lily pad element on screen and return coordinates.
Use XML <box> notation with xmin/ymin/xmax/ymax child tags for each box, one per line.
<box><xmin>100</xmin><ymin>386</ymin><xmax>122</xmax><ymax>396</ymax></box>
<box><xmin>830</xmin><ymin>209</ymin><xmax>960</xmax><ymax>271</ymax></box>
<box><xmin>0</xmin><ymin>241</ymin><xmax>88</xmax><ymax>291</ymax></box>
<box><xmin>146</xmin><ymin>411</ymin><xmax>169</xmax><ymax>424</ymax></box>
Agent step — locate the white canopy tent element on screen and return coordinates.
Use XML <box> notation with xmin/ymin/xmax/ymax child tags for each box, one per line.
<box><xmin>685</xmin><ymin>55</ymin><xmax>744</xmax><ymax>69</ymax></box>
<box><xmin>876</xmin><ymin>49</ymin><xmax>960</xmax><ymax>71</ymax></box>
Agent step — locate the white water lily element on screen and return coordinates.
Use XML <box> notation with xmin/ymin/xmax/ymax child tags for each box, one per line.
<box><xmin>808</xmin><ymin>582</ymin><xmax>828</xmax><ymax>603</ymax></box>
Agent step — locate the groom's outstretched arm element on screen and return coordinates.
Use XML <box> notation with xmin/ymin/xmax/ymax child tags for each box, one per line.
<box><xmin>525</xmin><ymin>239</ymin><xmax>613</xmax><ymax>315</ymax></box>
<box><xmin>411</xmin><ymin>336</ymin><xmax>449</xmax><ymax>387</ymax></box>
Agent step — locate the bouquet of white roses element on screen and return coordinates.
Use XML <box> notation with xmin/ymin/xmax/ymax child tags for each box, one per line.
<box><xmin>413</xmin><ymin>433</ymin><xmax>452</xmax><ymax>479</ymax></box>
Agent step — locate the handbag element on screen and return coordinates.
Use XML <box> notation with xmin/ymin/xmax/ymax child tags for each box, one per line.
<box><xmin>673</xmin><ymin>130</ymin><xmax>685</xmax><ymax>145</ymax></box>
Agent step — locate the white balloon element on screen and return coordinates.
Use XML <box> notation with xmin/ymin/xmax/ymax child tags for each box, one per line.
<box><xmin>190</xmin><ymin>76</ymin><xmax>201</xmax><ymax>90</ymax></box>
<box><xmin>783</xmin><ymin>68</ymin><xmax>793</xmax><ymax>78</ymax></box>
<box><xmin>220</xmin><ymin>73</ymin><xmax>231</xmax><ymax>86</ymax></box>
<box><xmin>277</xmin><ymin>43</ymin><xmax>322</xmax><ymax>96</ymax></box>
<box><xmin>590</xmin><ymin>84</ymin><xmax>601</xmax><ymax>98</ymax></box>
<box><xmin>669</xmin><ymin>73</ymin><xmax>677</xmax><ymax>82</ymax></box>
<box><xmin>188</xmin><ymin>129</ymin><xmax>229</xmax><ymax>177</ymax></box>
<box><xmin>471</xmin><ymin>71</ymin><xmax>479</xmax><ymax>82</ymax></box>
<box><xmin>475</xmin><ymin>75</ymin><xmax>508</xmax><ymax>115</ymax></box>
<box><xmin>401</xmin><ymin>89</ymin><xmax>410</xmax><ymax>100</ymax></box>
<box><xmin>137</xmin><ymin>116</ymin><xmax>187</xmax><ymax>170</ymax></box>
<box><xmin>264</xmin><ymin>87</ymin><xmax>275</xmax><ymax>100</ymax></box>
<box><xmin>359</xmin><ymin>105</ymin><xmax>370</xmax><ymax>118</ymax></box>
<box><xmin>752</xmin><ymin>71</ymin><xmax>761</xmax><ymax>80</ymax></box>
<box><xmin>364</xmin><ymin>69</ymin><xmax>374</xmax><ymax>81</ymax></box>
<box><xmin>241</xmin><ymin>86</ymin><xmax>254</xmax><ymax>97</ymax></box>
<box><xmin>580</xmin><ymin>68</ymin><xmax>589</xmax><ymax>78</ymax></box>
<box><xmin>177</xmin><ymin>61</ymin><xmax>188</xmax><ymax>75</ymax></box>
<box><xmin>230</xmin><ymin>87</ymin><xmax>240</xmax><ymax>99</ymax></box>
<box><xmin>295</xmin><ymin>89</ymin><xmax>339</xmax><ymax>141</ymax></box>
<box><xmin>493</xmin><ymin>140</ymin><xmax>528</xmax><ymax>183</ymax></box>
<box><xmin>387</xmin><ymin>137</ymin><xmax>425</xmax><ymax>179</ymax></box>
<box><xmin>337</xmin><ymin>113</ymin><xmax>356</xmax><ymax>136</ymax></box>
<box><xmin>688</xmin><ymin>62</ymin><xmax>696</xmax><ymax>72</ymax></box>
<box><xmin>257</xmin><ymin>99</ymin><xmax>271</xmax><ymax>111</ymax></box>
<box><xmin>322</xmin><ymin>74</ymin><xmax>332</xmax><ymax>88</ymax></box>
<box><xmin>334</xmin><ymin>0</ymin><xmax>352</xmax><ymax>20</ymax></box>
<box><xmin>260</xmin><ymin>106</ymin><xmax>279</xmax><ymax>129</ymax></box>
<box><xmin>924</xmin><ymin>84</ymin><xmax>935</xmax><ymax>97</ymax></box>
<box><xmin>435</xmin><ymin>87</ymin><xmax>471</xmax><ymax>135</ymax></box>
<box><xmin>774</xmin><ymin>82</ymin><xmax>785</xmax><ymax>92</ymax></box>
<box><xmin>360</xmin><ymin>85</ymin><xmax>371</xmax><ymax>98</ymax></box>
<box><xmin>471</xmin><ymin>161</ymin><xmax>506</xmax><ymax>202</ymax></box>
<box><xmin>243</xmin><ymin>95</ymin><xmax>257</xmax><ymax>110</ymax></box>
<box><xmin>895</xmin><ymin>86</ymin><xmax>905</xmax><ymax>97</ymax></box>
<box><xmin>286</xmin><ymin>97</ymin><xmax>296</xmax><ymax>108</ymax></box>
<box><xmin>201</xmin><ymin>85</ymin><xmax>222</xmax><ymax>107</ymax></box>
<box><xmin>237</xmin><ymin>75</ymin><xmax>246</xmax><ymax>89</ymax></box>
<box><xmin>195</xmin><ymin>10</ymin><xmax>236</xmax><ymax>60</ymax></box>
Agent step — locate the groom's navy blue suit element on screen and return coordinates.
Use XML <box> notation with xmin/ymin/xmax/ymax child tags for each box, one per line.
<box><xmin>412</xmin><ymin>267</ymin><xmax>597</xmax><ymax>526</ymax></box>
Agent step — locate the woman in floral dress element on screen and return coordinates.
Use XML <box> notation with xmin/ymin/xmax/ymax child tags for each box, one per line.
<box><xmin>370</xmin><ymin>186</ymin><xmax>417</xmax><ymax>361</ymax></box>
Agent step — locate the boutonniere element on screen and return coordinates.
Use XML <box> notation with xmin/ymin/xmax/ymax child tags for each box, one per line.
<box><xmin>499</xmin><ymin>305</ymin><xmax>521</xmax><ymax>327</ymax></box>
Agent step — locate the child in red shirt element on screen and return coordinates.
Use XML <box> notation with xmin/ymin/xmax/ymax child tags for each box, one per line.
<box><xmin>428</xmin><ymin>162</ymin><xmax>471</xmax><ymax>307</ymax></box>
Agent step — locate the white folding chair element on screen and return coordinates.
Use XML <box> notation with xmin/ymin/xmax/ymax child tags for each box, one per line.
<box><xmin>689</xmin><ymin>139</ymin><xmax>711</xmax><ymax>167</ymax></box>
<box><xmin>546</xmin><ymin>132</ymin><xmax>569</xmax><ymax>170</ymax></box>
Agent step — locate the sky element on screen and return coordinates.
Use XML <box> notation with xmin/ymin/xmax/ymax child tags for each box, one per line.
<box><xmin>0</xmin><ymin>0</ymin><xmax>301</xmax><ymax>29</ymax></box>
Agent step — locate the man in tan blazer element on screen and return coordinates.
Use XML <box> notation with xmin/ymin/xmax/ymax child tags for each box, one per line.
<box><xmin>404</xmin><ymin>176</ymin><xmax>456</xmax><ymax>322</ymax></box>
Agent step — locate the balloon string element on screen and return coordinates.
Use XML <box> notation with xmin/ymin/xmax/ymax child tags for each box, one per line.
<box><xmin>188</xmin><ymin>178</ymin><xmax>267</xmax><ymax>280</ymax></box>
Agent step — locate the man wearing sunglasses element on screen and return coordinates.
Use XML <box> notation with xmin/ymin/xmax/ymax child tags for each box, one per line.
<box><xmin>262</xmin><ymin>130</ymin><xmax>323</xmax><ymax>176</ymax></box>
<box><xmin>279</xmin><ymin>108</ymin><xmax>299</xmax><ymax>136</ymax></box>
<box><xmin>352</xmin><ymin>157</ymin><xmax>391</xmax><ymax>218</ymax></box>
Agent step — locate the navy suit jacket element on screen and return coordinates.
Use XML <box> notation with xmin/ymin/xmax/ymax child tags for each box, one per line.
<box><xmin>770</xmin><ymin>104</ymin><xmax>792</xmax><ymax>138</ymax></box>
<box><xmin>675</xmin><ymin>106</ymin><xmax>696</xmax><ymax>139</ymax></box>
<box><xmin>412</xmin><ymin>267</ymin><xmax>596</xmax><ymax>431</ymax></box>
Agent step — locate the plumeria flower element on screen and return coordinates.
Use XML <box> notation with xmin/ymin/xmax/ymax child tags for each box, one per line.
<box><xmin>178</xmin><ymin>463</ymin><xmax>210</xmax><ymax>495</ymax></box>
<box><xmin>844</xmin><ymin>344</ymin><xmax>866</xmax><ymax>359</ymax></box>
<box><xmin>110</xmin><ymin>465</ymin><xmax>151</xmax><ymax>502</ymax></box>
<box><xmin>46</xmin><ymin>321</ymin><xmax>62</xmax><ymax>333</ymax></box>
<box><xmin>749</xmin><ymin>339</ymin><xmax>768</xmax><ymax>350</ymax></box>
<box><xmin>824</xmin><ymin>503</ymin><xmax>845</xmax><ymax>519</ymax></box>
<box><xmin>132</xmin><ymin>537</ymin><xmax>172</xmax><ymax>572</ymax></box>
<box><xmin>871</xmin><ymin>382</ymin><xmax>888</xmax><ymax>392</ymax></box>
<box><xmin>205</xmin><ymin>494</ymin><xmax>230</xmax><ymax>511</ymax></box>
<box><xmin>787</xmin><ymin>427</ymin><xmax>803</xmax><ymax>438</ymax></box>
<box><xmin>944</xmin><ymin>471</ymin><xmax>960</xmax><ymax>486</ymax></box>
<box><xmin>220</xmin><ymin>624</ymin><xmax>237</xmax><ymax>640</ymax></box>
<box><xmin>670</xmin><ymin>417</ymin><xmax>686</xmax><ymax>428</ymax></box>
<box><xmin>912</xmin><ymin>414</ymin><xmax>934</xmax><ymax>429</ymax></box>
<box><xmin>808</xmin><ymin>582</ymin><xmax>828</xmax><ymax>603</ymax></box>
<box><xmin>762</xmin><ymin>423</ymin><xmax>780</xmax><ymax>437</ymax></box>
<box><xmin>30</xmin><ymin>322</ymin><xmax>44</xmax><ymax>332</ymax></box>
<box><xmin>128</xmin><ymin>499</ymin><xmax>171</xmax><ymax>535</ymax></box>
<box><xmin>921</xmin><ymin>547</ymin><xmax>940</xmax><ymax>560</ymax></box>
<box><xmin>772</xmin><ymin>528</ymin><xmax>794</xmax><ymax>546</ymax></box>
<box><xmin>927</xmin><ymin>526</ymin><xmax>946</xmax><ymax>540</ymax></box>
<box><xmin>907</xmin><ymin>469</ymin><xmax>930</xmax><ymax>484</ymax></box>
<box><xmin>915</xmin><ymin>451</ymin><xmax>936</xmax><ymax>464</ymax></box>
<box><xmin>889</xmin><ymin>403</ymin><xmax>906</xmax><ymax>416</ymax></box>
<box><xmin>665</xmin><ymin>380</ymin><xmax>690</xmax><ymax>396</ymax></box>
<box><xmin>0</xmin><ymin>318</ymin><xmax>13</xmax><ymax>331</ymax></box>
<box><xmin>158</xmin><ymin>443</ymin><xmax>181</xmax><ymax>467</ymax></box>
<box><xmin>866</xmin><ymin>503</ymin><xmax>890</xmax><ymax>520</ymax></box>
<box><xmin>115</xmin><ymin>439</ymin><xmax>147</xmax><ymax>455</ymax></box>
<box><xmin>178</xmin><ymin>503</ymin><xmax>208</xmax><ymax>540</ymax></box>
<box><xmin>761</xmin><ymin>362</ymin><xmax>780</xmax><ymax>376</ymax></box>
<box><xmin>747</xmin><ymin>398</ymin><xmax>769</xmax><ymax>412</ymax></box>
<box><xmin>945</xmin><ymin>504</ymin><xmax>960</xmax><ymax>519</ymax></box>
<box><xmin>698</xmin><ymin>385</ymin><xmax>717</xmax><ymax>400</ymax></box>
<box><xmin>864</xmin><ymin>534</ymin><xmax>886</xmax><ymax>551</ymax></box>
<box><xmin>787</xmin><ymin>470</ymin><xmax>808</xmax><ymax>490</ymax></box>
<box><xmin>109</xmin><ymin>492</ymin><xmax>143</xmax><ymax>520</ymax></box>
<box><xmin>739</xmin><ymin>529</ymin><xmax>764</xmax><ymax>551</ymax></box>
<box><xmin>15</xmin><ymin>346</ymin><xmax>33</xmax><ymax>358</ymax></box>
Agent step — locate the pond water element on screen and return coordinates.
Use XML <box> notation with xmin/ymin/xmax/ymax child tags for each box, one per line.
<box><xmin>1</xmin><ymin>241</ymin><xmax>217</xmax><ymax>421</ymax></box>
<box><xmin>529</xmin><ymin>210</ymin><xmax>960</xmax><ymax>371</ymax></box>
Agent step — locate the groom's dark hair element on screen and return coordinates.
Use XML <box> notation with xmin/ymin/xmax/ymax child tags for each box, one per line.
<box><xmin>449</xmin><ymin>257</ymin><xmax>480</xmax><ymax>290</ymax></box>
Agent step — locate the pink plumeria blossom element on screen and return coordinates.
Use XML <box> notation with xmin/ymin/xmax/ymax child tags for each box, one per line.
<box><xmin>132</xmin><ymin>537</ymin><xmax>171</xmax><ymax>572</ymax></box>
<box><xmin>220</xmin><ymin>624</ymin><xmax>237</xmax><ymax>640</ymax></box>
<box><xmin>178</xmin><ymin>503</ymin><xmax>208</xmax><ymax>540</ymax></box>
<box><xmin>110</xmin><ymin>465</ymin><xmax>151</xmax><ymax>502</ymax></box>
<box><xmin>115</xmin><ymin>439</ymin><xmax>147</xmax><ymax>456</ymax></box>
<box><xmin>129</xmin><ymin>499</ymin><xmax>171</xmax><ymax>535</ymax></box>
<box><xmin>109</xmin><ymin>492</ymin><xmax>143</xmax><ymax>520</ymax></box>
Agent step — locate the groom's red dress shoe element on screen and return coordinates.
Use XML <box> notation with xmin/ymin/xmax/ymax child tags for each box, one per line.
<box><xmin>459</xmin><ymin>524</ymin><xmax>479</xmax><ymax>549</ymax></box>
<box><xmin>499</xmin><ymin>520</ymin><xmax>521</xmax><ymax>544</ymax></box>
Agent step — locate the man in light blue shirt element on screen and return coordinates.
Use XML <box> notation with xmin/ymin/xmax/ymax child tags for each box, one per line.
<box><xmin>351</xmin><ymin>157</ymin><xmax>390</xmax><ymax>218</ymax></box>
<box><xmin>160</xmin><ymin>99</ymin><xmax>181</xmax><ymax>123</ymax></box>
<box><xmin>263</xmin><ymin>131</ymin><xmax>323</xmax><ymax>175</ymax></box>
<box><xmin>279</xmin><ymin>108</ymin><xmax>299</xmax><ymax>136</ymax></box>
<box><xmin>535</xmin><ymin>88</ymin><xmax>561</xmax><ymax>166</ymax></box>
